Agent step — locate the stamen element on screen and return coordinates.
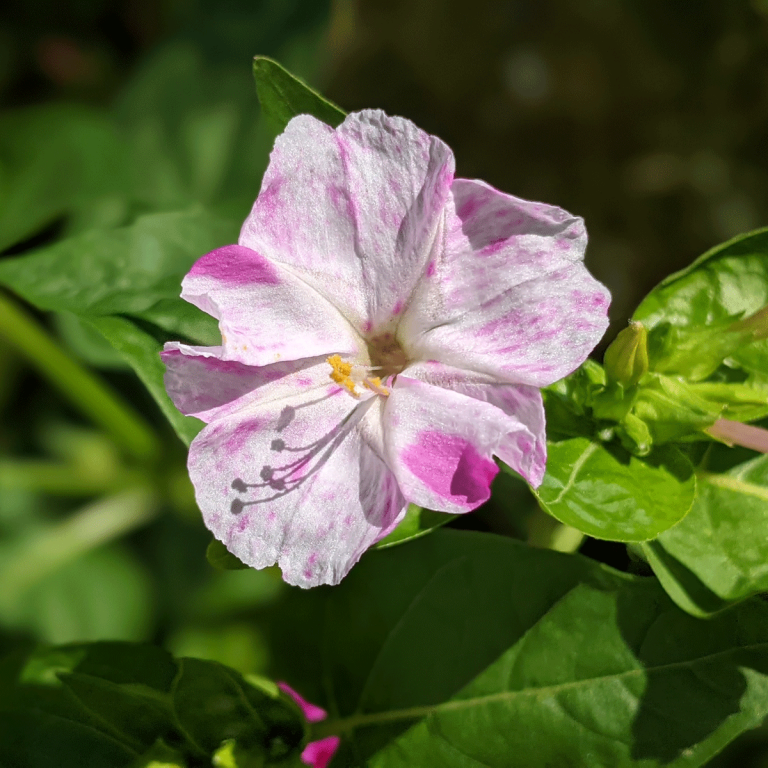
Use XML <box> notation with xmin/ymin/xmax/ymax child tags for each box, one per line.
<box><xmin>364</xmin><ymin>376</ymin><xmax>390</xmax><ymax>397</ymax></box>
<box><xmin>326</xmin><ymin>355</ymin><xmax>390</xmax><ymax>397</ymax></box>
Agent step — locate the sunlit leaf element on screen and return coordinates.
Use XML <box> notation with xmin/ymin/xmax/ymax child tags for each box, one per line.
<box><xmin>651</xmin><ymin>454</ymin><xmax>768</xmax><ymax>608</ymax></box>
<box><xmin>252</xmin><ymin>56</ymin><xmax>345</xmax><ymax>133</ymax></box>
<box><xmin>534</xmin><ymin>437</ymin><xmax>695</xmax><ymax>541</ymax></box>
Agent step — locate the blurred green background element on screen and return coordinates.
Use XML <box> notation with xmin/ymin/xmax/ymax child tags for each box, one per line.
<box><xmin>0</xmin><ymin>1</ymin><xmax>767</xmax><ymax>765</ymax></box>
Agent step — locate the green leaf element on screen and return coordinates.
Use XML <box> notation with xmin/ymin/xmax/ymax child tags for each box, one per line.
<box><xmin>367</xmin><ymin>583</ymin><xmax>768</xmax><ymax>767</ymax></box>
<box><xmin>206</xmin><ymin>539</ymin><xmax>249</xmax><ymax>570</ymax></box>
<box><xmin>653</xmin><ymin>455</ymin><xmax>768</xmax><ymax>605</ymax></box>
<box><xmin>172</xmin><ymin>657</ymin><xmax>305</xmax><ymax>760</ymax></box>
<box><xmin>252</xmin><ymin>56</ymin><xmax>345</xmax><ymax>134</ymax></box>
<box><xmin>0</xmin><ymin>642</ymin><xmax>178</xmax><ymax>768</ymax></box>
<box><xmin>0</xmin><ymin>209</ymin><xmax>236</xmax><ymax>322</ymax></box>
<box><xmin>375</xmin><ymin>504</ymin><xmax>453</xmax><ymax>550</ymax></box>
<box><xmin>634</xmin><ymin>227</ymin><xmax>768</xmax><ymax>375</ymax></box>
<box><xmin>0</xmin><ymin>209</ymin><xmax>233</xmax><ymax>442</ymax></box>
<box><xmin>268</xmin><ymin>530</ymin><xmax>768</xmax><ymax>767</ymax></box>
<box><xmin>534</xmin><ymin>437</ymin><xmax>696</xmax><ymax>541</ymax></box>
<box><xmin>87</xmin><ymin>316</ymin><xmax>204</xmax><ymax>445</ymax></box>
<box><xmin>642</xmin><ymin>541</ymin><xmax>731</xmax><ymax>618</ymax></box>
<box><xmin>0</xmin><ymin>641</ymin><xmax>306</xmax><ymax>768</ymax></box>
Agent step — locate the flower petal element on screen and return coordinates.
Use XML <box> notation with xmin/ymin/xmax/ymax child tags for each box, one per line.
<box><xmin>239</xmin><ymin>111</ymin><xmax>455</xmax><ymax>334</ymax></box>
<box><xmin>277</xmin><ymin>682</ymin><xmax>327</xmax><ymax>723</ymax></box>
<box><xmin>181</xmin><ymin>244</ymin><xmax>360</xmax><ymax>366</ymax></box>
<box><xmin>188</xmin><ymin>375</ymin><xmax>406</xmax><ymax>587</ymax></box>
<box><xmin>383</xmin><ymin>375</ymin><xmax>541</xmax><ymax>513</ymax></box>
<box><xmin>161</xmin><ymin>344</ymin><xmax>328</xmax><ymax>423</ymax></box>
<box><xmin>401</xmin><ymin>361</ymin><xmax>547</xmax><ymax>487</ymax></box>
<box><xmin>400</xmin><ymin>179</ymin><xmax>610</xmax><ymax>387</ymax></box>
<box><xmin>302</xmin><ymin>738</ymin><xmax>340</xmax><ymax>768</ymax></box>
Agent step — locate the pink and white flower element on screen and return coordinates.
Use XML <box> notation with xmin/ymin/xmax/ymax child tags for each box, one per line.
<box><xmin>162</xmin><ymin>110</ymin><xmax>610</xmax><ymax>588</ymax></box>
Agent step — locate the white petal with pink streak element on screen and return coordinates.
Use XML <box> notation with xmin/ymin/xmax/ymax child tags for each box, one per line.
<box><xmin>188</xmin><ymin>383</ymin><xmax>405</xmax><ymax>588</ymax></box>
<box><xmin>400</xmin><ymin>179</ymin><xmax>610</xmax><ymax>387</ymax></box>
<box><xmin>382</xmin><ymin>376</ymin><xmax>541</xmax><ymax>513</ymax></box>
<box><xmin>401</xmin><ymin>360</ymin><xmax>547</xmax><ymax>487</ymax></box>
<box><xmin>181</xmin><ymin>244</ymin><xmax>360</xmax><ymax>367</ymax></box>
<box><xmin>239</xmin><ymin>110</ymin><xmax>455</xmax><ymax>335</ymax></box>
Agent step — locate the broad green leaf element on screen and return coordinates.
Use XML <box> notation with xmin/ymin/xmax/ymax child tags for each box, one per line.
<box><xmin>367</xmin><ymin>584</ymin><xmax>768</xmax><ymax>768</ymax></box>
<box><xmin>534</xmin><ymin>437</ymin><xmax>695</xmax><ymax>541</ymax></box>
<box><xmin>0</xmin><ymin>641</ymin><xmax>306</xmax><ymax>768</ymax></box>
<box><xmin>0</xmin><ymin>209</ymin><xmax>233</xmax><ymax>442</ymax></box>
<box><xmin>653</xmin><ymin>455</ymin><xmax>768</xmax><ymax>605</ymax></box>
<box><xmin>375</xmin><ymin>504</ymin><xmax>452</xmax><ymax>549</ymax></box>
<box><xmin>252</xmin><ymin>56</ymin><xmax>345</xmax><ymax>134</ymax></box>
<box><xmin>268</xmin><ymin>530</ymin><xmax>768</xmax><ymax>767</ymax></box>
<box><xmin>0</xmin><ymin>209</ymin><xmax>236</xmax><ymax>322</ymax></box>
<box><xmin>633</xmin><ymin>227</ymin><xmax>768</xmax><ymax>374</ymax></box>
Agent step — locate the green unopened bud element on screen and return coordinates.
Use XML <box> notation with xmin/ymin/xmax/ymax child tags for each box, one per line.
<box><xmin>604</xmin><ymin>322</ymin><xmax>649</xmax><ymax>388</ymax></box>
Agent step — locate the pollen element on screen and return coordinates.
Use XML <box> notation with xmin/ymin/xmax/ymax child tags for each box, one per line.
<box><xmin>327</xmin><ymin>354</ymin><xmax>358</xmax><ymax>395</ymax></box>
<box><xmin>326</xmin><ymin>355</ymin><xmax>390</xmax><ymax>397</ymax></box>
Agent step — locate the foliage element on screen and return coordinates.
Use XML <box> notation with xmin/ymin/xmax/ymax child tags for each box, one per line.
<box><xmin>2</xmin><ymin>24</ymin><xmax>768</xmax><ymax>768</ymax></box>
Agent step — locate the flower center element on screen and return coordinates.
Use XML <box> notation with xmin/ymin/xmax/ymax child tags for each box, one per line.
<box><xmin>326</xmin><ymin>334</ymin><xmax>408</xmax><ymax>398</ymax></box>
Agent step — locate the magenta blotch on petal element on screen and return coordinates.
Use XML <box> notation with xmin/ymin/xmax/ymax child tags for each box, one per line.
<box><xmin>163</xmin><ymin>109</ymin><xmax>610</xmax><ymax>588</ymax></box>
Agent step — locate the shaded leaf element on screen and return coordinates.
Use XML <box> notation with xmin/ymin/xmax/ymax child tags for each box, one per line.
<box><xmin>172</xmin><ymin>657</ymin><xmax>305</xmax><ymax>760</ymax></box>
<box><xmin>0</xmin><ymin>641</ymin><xmax>306</xmax><ymax>768</ymax></box>
<box><xmin>367</xmin><ymin>583</ymin><xmax>768</xmax><ymax>768</ymax></box>
<box><xmin>268</xmin><ymin>530</ymin><xmax>768</xmax><ymax>767</ymax></box>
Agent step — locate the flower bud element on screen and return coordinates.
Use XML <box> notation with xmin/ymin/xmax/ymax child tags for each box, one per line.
<box><xmin>604</xmin><ymin>321</ymin><xmax>649</xmax><ymax>388</ymax></box>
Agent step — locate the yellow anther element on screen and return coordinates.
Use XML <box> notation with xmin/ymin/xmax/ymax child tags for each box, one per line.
<box><xmin>327</xmin><ymin>354</ymin><xmax>353</xmax><ymax>377</ymax></box>
<box><xmin>326</xmin><ymin>356</ymin><xmax>391</xmax><ymax>398</ymax></box>
<box><xmin>327</xmin><ymin>355</ymin><xmax>359</xmax><ymax>396</ymax></box>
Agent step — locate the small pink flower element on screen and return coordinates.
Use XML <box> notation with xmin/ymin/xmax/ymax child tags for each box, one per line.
<box><xmin>278</xmin><ymin>682</ymin><xmax>340</xmax><ymax>768</ymax></box>
<box><xmin>163</xmin><ymin>110</ymin><xmax>610</xmax><ymax>587</ymax></box>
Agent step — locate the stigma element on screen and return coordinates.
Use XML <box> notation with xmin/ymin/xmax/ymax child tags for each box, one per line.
<box><xmin>327</xmin><ymin>354</ymin><xmax>391</xmax><ymax>398</ymax></box>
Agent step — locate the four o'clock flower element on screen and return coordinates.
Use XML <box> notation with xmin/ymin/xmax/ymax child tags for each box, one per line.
<box><xmin>162</xmin><ymin>110</ymin><xmax>610</xmax><ymax>588</ymax></box>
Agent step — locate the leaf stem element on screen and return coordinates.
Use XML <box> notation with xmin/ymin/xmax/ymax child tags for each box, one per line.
<box><xmin>0</xmin><ymin>292</ymin><xmax>160</xmax><ymax>461</ymax></box>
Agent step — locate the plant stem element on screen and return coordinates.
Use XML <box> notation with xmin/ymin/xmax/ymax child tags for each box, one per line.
<box><xmin>706</xmin><ymin>418</ymin><xmax>768</xmax><ymax>453</ymax></box>
<box><xmin>0</xmin><ymin>486</ymin><xmax>159</xmax><ymax>606</ymax></box>
<box><xmin>0</xmin><ymin>459</ymin><xmax>143</xmax><ymax>496</ymax></box>
<box><xmin>0</xmin><ymin>292</ymin><xmax>160</xmax><ymax>461</ymax></box>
